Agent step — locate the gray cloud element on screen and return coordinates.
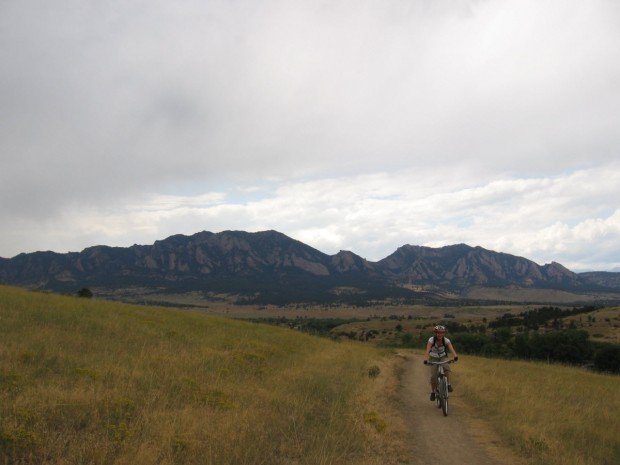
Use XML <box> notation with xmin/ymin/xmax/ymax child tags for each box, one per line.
<box><xmin>3</xmin><ymin>166</ymin><xmax>618</xmax><ymax>271</ymax></box>
<box><xmin>1</xmin><ymin>0</ymin><xmax>619</xmax><ymax>268</ymax></box>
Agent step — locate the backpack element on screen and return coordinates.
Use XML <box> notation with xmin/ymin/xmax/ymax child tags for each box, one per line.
<box><xmin>430</xmin><ymin>336</ymin><xmax>449</xmax><ymax>356</ymax></box>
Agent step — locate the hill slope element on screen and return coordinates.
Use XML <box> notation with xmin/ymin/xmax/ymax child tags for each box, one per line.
<box><xmin>0</xmin><ymin>285</ymin><xmax>383</xmax><ymax>465</ymax></box>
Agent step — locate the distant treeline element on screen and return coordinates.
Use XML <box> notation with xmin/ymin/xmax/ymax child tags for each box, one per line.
<box><xmin>402</xmin><ymin>306</ymin><xmax>620</xmax><ymax>373</ymax></box>
<box><xmin>248</xmin><ymin>317</ymin><xmax>364</xmax><ymax>336</ymax></box>
<box><xmin>399</xmin><ymin>305</ymin><xmax>619</xmax><ymax>373</ymax></box>
<box><xmin>488</xmin><ymin>305</ymin><xmax>603</xmax><ymax>330</ymax></box>
<box><xmin>402</xmin><ymin>328</ymin><xmax>619</xmax><ymax>373</ymax></box>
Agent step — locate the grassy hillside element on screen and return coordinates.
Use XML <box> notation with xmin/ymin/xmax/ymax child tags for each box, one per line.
<box><xmin>562</xmin><ymin>306</ymin><xmax>620</xmax><ymax>343</ymax></box>
<box><xmin>455</xmin><ymin>355</ymin><xmax>619</xmax><ymax>465</ymax></box>
<box><xmin>0</xmin><ymin>286</ymin><xmax>388</xmax><ymax>465</ymax></box>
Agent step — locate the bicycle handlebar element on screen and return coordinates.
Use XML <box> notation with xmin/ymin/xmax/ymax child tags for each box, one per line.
<box><xmin>424</xmin><ymin>359</ymin><xmax>457</xmax><ymax>365</ymax></box>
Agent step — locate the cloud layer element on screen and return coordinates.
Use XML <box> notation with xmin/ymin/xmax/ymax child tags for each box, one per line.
<box><xmin>3</xmin><ymin>164</ymin><xmax>619</xmax><ymax>271</ymax></box>
<box><xmin>1</xmin><ymin>1</ymin><xmax>619</xmax><ymax>270</ymax></box>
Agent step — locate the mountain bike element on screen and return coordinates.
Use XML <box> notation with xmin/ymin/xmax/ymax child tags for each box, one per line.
<box><xmin>424</xmin><ymin>359</ymin><xmax>456</xmax><ymax>416</ymax></box>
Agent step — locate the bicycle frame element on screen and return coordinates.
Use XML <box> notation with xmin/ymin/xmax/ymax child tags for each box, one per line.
<box><xmin>425</xmin><ymin>359</ymin><xmax>455</xmax><ymax>416</ymax></box>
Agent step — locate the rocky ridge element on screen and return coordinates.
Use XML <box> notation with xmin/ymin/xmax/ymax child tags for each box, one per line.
<box><xmin>0</xmin><ymin>230</ymin><xmax>617</xmax><ymax>303</ymax></box>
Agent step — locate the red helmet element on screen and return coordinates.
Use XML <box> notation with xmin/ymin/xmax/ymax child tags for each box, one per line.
<box><xmin>434</xmin><ymin>325</ymin><xmax>446</xmax><ymax>334</ymax></box>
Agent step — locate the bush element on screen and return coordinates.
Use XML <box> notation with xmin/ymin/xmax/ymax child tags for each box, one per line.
<box><xmin>593</xmin><ymin>345</ymin><xmax>620</xmax><ymax>373</ymax></box>
<box><xmin>77</xmin><ymin>288</ymin><xmax>93</xmax><ymax>298</ymax></box>
<box><xmin>363</xmin><ymin>411</ymin><xmax>386</xmax><ymax>432</ymax></box>
<box><xmin>528</xmin><ymin>330</ymin><xmax>593</xmax><ymax>364</ymax></box>
<box><xmin>450</xmin><ymin>329</ymin><xmax>598</xmax><ymax>367</ymax></box>
<box><xmin>400</xmin><ymin>332</ymin><xmax>415</xmax><ymax>347</ymax></box>
<box><xmin>367</xmin><ymin>366</ymin><xmax>381</xmax><ymax>379</ymax></box>
<box><xmin>454</xmin><ymin>333</ymin><xmax>490</xmax><ymax>353</ymax></box>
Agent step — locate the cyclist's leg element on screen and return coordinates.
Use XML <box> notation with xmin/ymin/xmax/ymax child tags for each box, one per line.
<box><xmin>442</xmin><ymin>356</ymin><xmax>454</xmax><ymax>391</ymax></box>
<box><xmin>429</xmin><ymin>363</ymin><xmax>438</xmax><ymax>400</ymax></box>
<box><xmin>430</xmin><ymin>363</ymin><xmax>438</xmax><ymax>391</ymax></box>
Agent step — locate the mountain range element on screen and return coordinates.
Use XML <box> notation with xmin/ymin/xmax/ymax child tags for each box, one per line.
<box><xmin>1</xmin><ymin>230</ymin><xmax>618</xmax><ymax>305</ymax></box>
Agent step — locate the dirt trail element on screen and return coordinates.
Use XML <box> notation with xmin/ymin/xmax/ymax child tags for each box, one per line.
<box><xmin>399</xmin><ymin>353</ymin><xmax>524</xmax><ymax>465</ymax></box>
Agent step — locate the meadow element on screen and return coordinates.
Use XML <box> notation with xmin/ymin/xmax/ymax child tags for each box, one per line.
<box><xmin>3</xmin><ymin>284</ymin><xmax>618</xmax><ymax>465</ymax></box>
<box><xmin>0</xmin><ymin>286</ymin><xmax>392</xmax><ymax>465</ymax></box>
<box><xmin>455</xmin><ymin>355</ymin><xmax>619</xmax><ymax>465</ymax></box>
<box><xmin>562</xmin><ymin>306</ymin><xmax>620</xmax><ymax>343</ymax></box>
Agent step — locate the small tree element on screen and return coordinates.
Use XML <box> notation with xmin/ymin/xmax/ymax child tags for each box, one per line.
<box><xmin>593</xmin><ymin>345</ymin><xmax>620</xmax><ymax>373</ymax></box>
<box><xmin>77</xmin><ymin>288</ymin><xmax>93</xmax><ymax>298</ymax></box>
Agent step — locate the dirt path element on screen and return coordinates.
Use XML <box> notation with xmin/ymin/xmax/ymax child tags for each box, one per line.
<box><xmin>399</xmin><ymin>353</ymin><xmax>524</xmax><ymax>465</ymax></box>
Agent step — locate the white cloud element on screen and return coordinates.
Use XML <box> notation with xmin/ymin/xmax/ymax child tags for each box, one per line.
<box><xmin>0</xmin><ymin>1</ymin><xmax>618</xmax><ymax>271</ymax></box>
<box><xmin>3</xmin><ymin>164</ymin><xmax>618</xmax><ymax>271</ymax></box>
<box><xmin>129</xmin><ymin>193</ymin><xmax>226</xmax><ymax>211</ymax></box>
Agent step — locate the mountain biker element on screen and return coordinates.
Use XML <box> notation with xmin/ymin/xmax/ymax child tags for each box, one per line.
<box><xmin>425</xmin><ymin>325</ymin><xmax>458</xmax><ymax>401</ymax></box>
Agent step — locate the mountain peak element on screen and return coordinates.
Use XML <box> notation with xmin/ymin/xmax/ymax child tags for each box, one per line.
<box><xmin>329</xmin><ymin>250</ymin><xmax>374</xmax><ymax>273</ymax></box>
<box><xmin>0</xmin><ymin>230</ymin><xmax>616</xmax><ymax>303</ymax></box>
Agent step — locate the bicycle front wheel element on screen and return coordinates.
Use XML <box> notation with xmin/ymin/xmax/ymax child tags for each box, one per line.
<box><xmin>439</xmin><ymin>378</ymin><xmax>449</xmax><ymax>416</ymax></box>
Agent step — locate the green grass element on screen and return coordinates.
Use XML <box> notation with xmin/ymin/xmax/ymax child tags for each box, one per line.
<box><xmin>456</xmin><ymin>355</ymin><xmax>620</xmax><ymax>465</ymax></box>
<box><xmin>0</xmin><ymin>286</ymin><xmax>384</xmax><ymax>465</ymax></box>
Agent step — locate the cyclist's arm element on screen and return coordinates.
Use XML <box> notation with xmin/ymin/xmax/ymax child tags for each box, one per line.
<box><xmin>424</xmin><ymin>340</ymin><xmax>432</xmax><ymax>359</ymax></box>
<box><xmin>447</xmin><ymin>342</ymin><xmax>458</xmax><ymax>359</ymax></box>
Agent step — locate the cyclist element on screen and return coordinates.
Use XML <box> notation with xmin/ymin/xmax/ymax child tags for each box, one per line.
<box><xmin>425</xmin><ymin>325</ymin><xmax>458</xmax><ymax>401</ymax></box>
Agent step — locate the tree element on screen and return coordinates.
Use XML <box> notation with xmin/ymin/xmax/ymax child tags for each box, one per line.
<box><xmin>77</xmin><ymin>288</ymin><xmax>93</xmax><ymax>298</ymax></box>
<box><xmin>593</xmin><ymin>345</ymin><xmax>620</xmax><ymax>373</ymax></box>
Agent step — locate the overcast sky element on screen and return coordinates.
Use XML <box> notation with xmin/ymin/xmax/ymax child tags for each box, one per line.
<box><xmin>1</xmin><ymin>0</ymin><xmax>619</xmax><ymax>271</ymax></box>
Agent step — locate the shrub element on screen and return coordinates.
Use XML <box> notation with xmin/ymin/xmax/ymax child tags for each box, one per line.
<box><xmin>363</xmin><ymin>412</ymin><xmax>386</xmax><ymax>432</ymax></box>
<box><xmin>528</xmin><ymin>330</ymin><xmax>593</xmax><ymax>364</ymax></box>
<box><xmin>400</xmin><ymin>333</ymin><xmax>415</xmax><ymax>347</ymax></box>
<box><xmin>367</xmin><ymin>365</ymin><xmax>381</xmax><ymax>379</ymax></box>
<box><xmin>593</xmin><ymin>345</ymin><xmax>620</xmax><ymax>373</ymax></box>
<box><xmin>454</xmin><ymin>333</ymin><xmax>490</xmax><ymax>353</ymax></box>
<box><xmin>77</xmin><ymin>288</ymin><xmax>93</xmax><ymax>298</ymax></box>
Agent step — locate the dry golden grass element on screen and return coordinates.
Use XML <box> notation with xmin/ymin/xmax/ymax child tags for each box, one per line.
<box><xmin>0</xmin><ymin>285</ymin><xmax>391</xmax><ymax>465</ymax></box>
<box><xmin>354</xmin><ymin>353</ymin><xmax>410</xmax><ymax>465</ymax></box>
<box><xmin>456</xmin><ymin>355</ymin><xmax>620</xmax><ymax>465</ymax></box>
<box><xmin>562</xmin><ymin>306</ymin><xmax>620</xmax><ymax>343</ymax></box>
<box><xmin>6</xmin><ymin>284</ymin><xmax>616</xmax><ymax>465</ymax></box>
